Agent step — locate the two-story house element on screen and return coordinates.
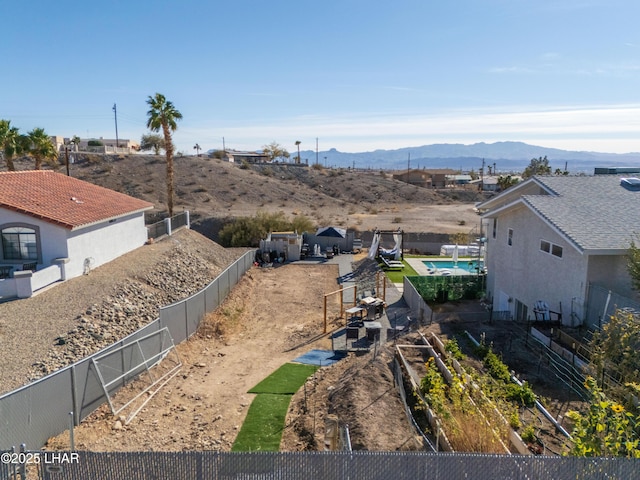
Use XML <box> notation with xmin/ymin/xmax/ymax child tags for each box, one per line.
<box><xmin>478</xmin><ymin>174</ymin><xmax>640</xmax><ymax>326</ymax></box>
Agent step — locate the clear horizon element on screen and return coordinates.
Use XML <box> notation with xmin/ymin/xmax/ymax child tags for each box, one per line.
<box><xmin>3</xmin><ymin>1</ymin><xmax>640</xmax><ymax>156</ymax></box>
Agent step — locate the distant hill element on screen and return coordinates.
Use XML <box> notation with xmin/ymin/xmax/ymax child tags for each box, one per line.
<box><xmin>299</xmin><ymin>141</ymin><xmax>640</xmax><ymax>173</ymax></box>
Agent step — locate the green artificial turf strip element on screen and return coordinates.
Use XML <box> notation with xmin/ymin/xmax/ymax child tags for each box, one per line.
<box><xmin>231</xmin><ymin>394</ymin><xmax>292</xmax><ymax>451</ymax></box>
<box><xmin>248</xmin><ymin>363</ymin><xmax>318</xmax><ymax>394</ymax></box>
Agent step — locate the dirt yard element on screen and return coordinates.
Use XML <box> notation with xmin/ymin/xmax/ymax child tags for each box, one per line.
<box><xmin>46</xmin><ymin>257</ymin><xmax>583</xmax><ymax>454</ymax></box>
<box><xmin>47</xmin><ymin>263</ymin><xmax>348</xmax><ymax>451</ymax></box>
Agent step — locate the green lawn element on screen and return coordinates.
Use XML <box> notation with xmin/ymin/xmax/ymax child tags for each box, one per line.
<box><xmin>379</xmin><ymin>259</ymin><xmax>418</xmax><ymax>283</ymax></box>
<box><xmin>233</xmin><ymin>363</ymin><xmax>318</xmax><ymax>451</ymax></box>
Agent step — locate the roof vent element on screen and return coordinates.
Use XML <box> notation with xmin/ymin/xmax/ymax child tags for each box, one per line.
<box><xmin>620</xmin><ymin>177</ymin><xmax>640</xmax><ymax>190</ymax></box>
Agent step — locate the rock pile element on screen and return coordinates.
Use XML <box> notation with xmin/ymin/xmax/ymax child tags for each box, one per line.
<box><xmin>28</xmin><ymin>242</ymin><xmax>244</xmax><ymax>381</ymax></box>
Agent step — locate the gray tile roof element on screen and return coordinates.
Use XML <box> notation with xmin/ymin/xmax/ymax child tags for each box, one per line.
<box><xmin>523</xmin><ymin>175</ymin><xmax>640</xmax><ymax>252</ymax></box>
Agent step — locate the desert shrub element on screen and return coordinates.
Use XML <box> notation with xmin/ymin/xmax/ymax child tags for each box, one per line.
<box><xmin>239</xmin><ymin>160</ymin><xmax>250</xmax><ymax>169</ymax></box>
<box><xmin>392</xmin><ymin>217</ymin><xmax>402</xmax><ymax>224</ymax></box>
<box><xmin>218</xmin><ymin>211</ymin><xmax>314</xmax><ymax>247</ymax></box>
<box><xmin>87</xmin><ymin>139</ymin><xmax>103</xmax><ymax>146</ymax></box>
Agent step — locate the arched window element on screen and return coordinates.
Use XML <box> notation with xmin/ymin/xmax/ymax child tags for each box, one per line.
<box><xmin>1</xmin><ymin>226</ymin><xmax>38</xmax><ymax>261</ymax></box>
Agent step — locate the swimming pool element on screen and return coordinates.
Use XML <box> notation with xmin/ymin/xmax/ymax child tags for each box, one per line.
<box><xmin>422</xmin><ymin>259</ymin><xmax>483</xmax><ymax>272</ymax></box>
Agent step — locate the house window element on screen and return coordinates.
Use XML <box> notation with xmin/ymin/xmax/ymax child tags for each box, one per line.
<box><xmin>508</xmin><ymin>228</ymin><xmax>513</xmax><ymax>246</ymax></box>
<box><xmin>540</xmin><ymin>239</ymin><xmax>563</xmax><ymax>258</ymax></box>
<box><xmin>1</xmin><ymin>226</ymin><xmax>38</xmax><ymax>261</ymax></box>
<box><xmin>492</xmin><ymin>218</ymin><xmax>497</xmax><ymax>239</ymax></box>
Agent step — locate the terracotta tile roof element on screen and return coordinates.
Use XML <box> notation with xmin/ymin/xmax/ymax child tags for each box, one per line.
<box><xmin>0</xmin><ymin>171</ymin><xmax>153</xmax><ymax>230</ymax></box>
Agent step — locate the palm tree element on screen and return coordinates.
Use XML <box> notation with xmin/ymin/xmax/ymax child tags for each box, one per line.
<box><xmin>28</xmin><ymin>127</ymin><xmax>58</xmax><ymax>170</ymax></box>
<box><xmin>0</xmin><ymin>120</ymin><xmax>20</xmax><ymax>171</ymax></box>
<box><xmin>193</xmin><ymin>143</ymin><xmax>201</xmax><ymax>157</ymax></box>
<box><xmin>294</xmin><ymin>140</ymin><xmax>301</xmax><ymax>164</ymax></box>
<box><xmin>146</xmin><ymin>93</ymin><xmax>183</xmax><ymax>216</ymax></box>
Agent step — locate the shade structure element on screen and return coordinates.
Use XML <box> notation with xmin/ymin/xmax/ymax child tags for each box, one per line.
<box><xmin>316</xmin><ymin>226</ymin><xmax>346</xmax><ymax>238</ymax></box>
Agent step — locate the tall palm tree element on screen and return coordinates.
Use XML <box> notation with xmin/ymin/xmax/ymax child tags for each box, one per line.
<box><xmin>146</xmin><ymin>93</ymin><xmax>183</xmax><ymax>216</ymax></box>
<box><xmin>28</xmin><ymin>127</ymin><xmax>58</xmax><ymax>170</ymax></box>
<box><xmin>295</xmin><ymin>140</ymin><xmax>301</xmax><ymax>164</ymax></box>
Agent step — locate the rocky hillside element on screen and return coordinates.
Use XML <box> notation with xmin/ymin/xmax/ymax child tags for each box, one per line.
<box><xmin>3</xmin><ymin>155</ymin><xmax>486</xmax><ymax>240</ymax></box>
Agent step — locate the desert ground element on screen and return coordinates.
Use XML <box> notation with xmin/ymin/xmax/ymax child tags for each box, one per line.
<box><xmin>4</xmin><ymin>155</ymin><xmax>581</xmax><ymax>454</ymax></box>
<box><xmin>44</xmin><ymin>246</ymin><xmax>581</xmax><ymax>454</ymax></box>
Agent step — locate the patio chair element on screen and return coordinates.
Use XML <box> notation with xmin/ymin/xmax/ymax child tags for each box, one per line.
<box><xmin>533</xmin><ymin>300</ymin><xmax>561</xmax><ymax>323</ymax></box>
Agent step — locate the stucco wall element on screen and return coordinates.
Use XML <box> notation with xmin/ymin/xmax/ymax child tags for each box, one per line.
<box><xmin>0</xmin><ymin>210</ymin><xmax>69</xmax><ymax>266</ymax></box>
<box><xmin>485</xmin><ymin>205</ymin><xmax>587</xmax><ymax>322</ymax></box>
<box><xmin>587</xmin><ymin>255</ymin><xmax>635</xmax><ymax>298</ymax></box>
<box><xmin>65</xmin><ymin>212</ymin><xmax>148</xmax><ymax>278</ymax></box>
<box><xmin>0</xmin><ymin>208</ymin><xmax>148</xmax><ymax>281</ymax></box>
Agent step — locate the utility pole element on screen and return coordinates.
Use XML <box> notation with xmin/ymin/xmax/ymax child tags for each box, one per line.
<box><xmin>112</xmin><ymin>103</ymin><xmax>119</xmax><ymax>150</ymax></box>
<box><xmin>316</xmin><ymin>137</ymin><xmax>318</xmax><ymax>165</ymax></box>
<box><xmin>222</xmin><ymin>137</ymin><xmax>226</xmax><ymax>154</ymax></box>
<box><xmin>407</xmin><ymin>152</ymin><xmax>410</xmax><ymax>182</ymax></box>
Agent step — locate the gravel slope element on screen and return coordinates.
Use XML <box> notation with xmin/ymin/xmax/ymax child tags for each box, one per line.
<box><xmin>0</xmin><ymin>229</ymin><xmax>248</xmax><ymax>395</ymax></box>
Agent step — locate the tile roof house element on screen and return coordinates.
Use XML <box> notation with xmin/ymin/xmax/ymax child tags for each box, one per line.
<box><xmin>477</xmin><ymin>174</ymin><xmax>640</xmax><ymax>327</ymax></box>
<box><xmin>0</xmin><ymin>171</ymin><xmax>153</xmax><ymax>299</ymax></box>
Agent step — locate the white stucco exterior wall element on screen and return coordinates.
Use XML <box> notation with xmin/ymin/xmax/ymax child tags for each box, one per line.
<box><xmin>485</xmin><ymin>206</ymin><xmax>587</xmax><ymax>322</ymax></box>
<box><xmin>65</xmin><ymin>212</ymin><xmax>148</xmax><ymax>278</ymax></box>
<box><xmin>1</xmin><ymin>208</ymin><xmax>148</xmax><ymax>280</ymax></box>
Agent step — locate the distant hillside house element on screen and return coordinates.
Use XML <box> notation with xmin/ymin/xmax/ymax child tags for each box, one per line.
<box><xmin>445</xmin><ymin>174</ymin><xmax>472</xmax><ymax>185</ymax></box>
<box><xmin>392</xmin><ymin>169</ymin><xmax>457</xmax><ymax>188</ymax></box>
<box><xmin>56</xmin><ymin>137</ymin><xmax>140</xmax><ymax>154</ymax></box>
<box><xmin>224</xmin><ymin>150</ymin><xmax>270</xmax><ymax>164</ymax></box>
<box><xmin>0</xmin><ymin>171</ymin><xmax>152</xmax><ymax>299</ymax></box>
<box><xmin>478</xmin><ymin>174</ymin><xmax>640</xmax><ymax>327</ymax></box>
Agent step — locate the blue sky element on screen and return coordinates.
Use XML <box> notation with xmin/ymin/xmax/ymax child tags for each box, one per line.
<box><xmin>3</xmin><ymin>0</ymin><xmax>640</xmax><ymax>155</ymax></box>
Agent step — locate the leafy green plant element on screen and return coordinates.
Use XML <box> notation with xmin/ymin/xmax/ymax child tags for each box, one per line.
<box><xmin>503</xmin><ymin>382</ymin><xmax>536</xmax><ymax>407</ymax></box>
<box><xmin>521</xmin><ymin>424</ymin><xmax>536</xmax><ymax>443</ymax></box>
<box><xmin>509</xmin><ymin>411</ymin><xmax>521</xmax><ymax>429</ymax></box>
<box><xmin>420</xmin><ymin>358</ymin><xmax>447</xmax><ymax>416</ymax></box>
<box><xmin>566</xmin><ymin>376</ymin><xmax>640</xmax><ymax>458</ymax></box>
<box><xmin>483</xmin><ymin>350</ymin><xmax>511</xmax><ymax>382</ymax></box>
<box><xmin>444</xmin><ymin>338</ymin><xmax>465</xmax><ymax>360</ymax></box>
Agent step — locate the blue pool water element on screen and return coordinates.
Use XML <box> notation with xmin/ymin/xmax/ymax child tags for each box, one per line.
<box><xmin>422</xmin><ymin>259</ymin><xmax>483</xmax><ymax>271</ymax></box>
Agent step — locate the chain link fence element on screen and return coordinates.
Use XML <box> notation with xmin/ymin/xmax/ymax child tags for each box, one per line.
<box><xmin>0</xmin><ymin>250</ymin><xmax>255</xmax><ymax>452</ymax></box>
<box><xmin>1</xmin><ymin>451</ymin><xmax>633</xmax><ymax>480</ymax></box>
